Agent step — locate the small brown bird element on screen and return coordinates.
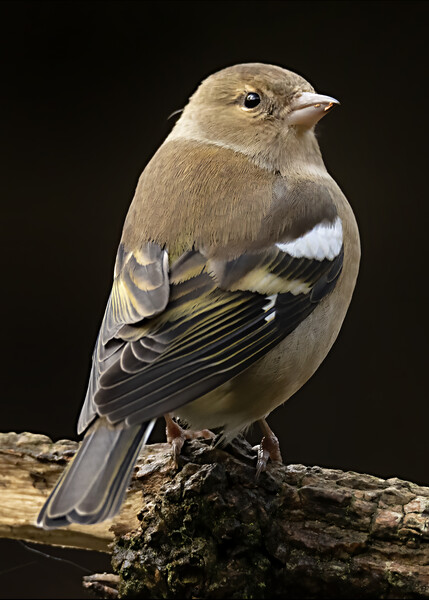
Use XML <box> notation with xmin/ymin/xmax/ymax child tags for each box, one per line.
<box><xmin>37</xmin><ymin>63</ymin><xmax>360</xmax><ymax>528</ymax></box>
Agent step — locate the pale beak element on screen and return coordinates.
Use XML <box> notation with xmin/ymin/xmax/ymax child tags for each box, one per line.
<box><xmin>287</xmin><ymin>92</ymin><xmax>340</xmax><ymax>128</ymax></box>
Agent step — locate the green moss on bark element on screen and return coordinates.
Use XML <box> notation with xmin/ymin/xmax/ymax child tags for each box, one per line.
<box><xmin>110</xmin><ymin>438</ymin><xmax>429</xmax><ymax>599</ymax></box>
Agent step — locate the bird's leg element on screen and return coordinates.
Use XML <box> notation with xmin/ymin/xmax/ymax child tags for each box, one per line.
<box><xmin>164</xmin><ymin>414</ymin><xmax>215</xmax><ymax>465</ymax></box>
<box><xmin>255</xmin><ymin>418</ymin><xmax>283</xmax><ymax>478</ymax></box>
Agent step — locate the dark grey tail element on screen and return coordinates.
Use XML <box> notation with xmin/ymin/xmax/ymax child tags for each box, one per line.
<box><xmin>37</xmin><ymin>420</ymin><xmax>155</xmax><ymax>529</ymax></box>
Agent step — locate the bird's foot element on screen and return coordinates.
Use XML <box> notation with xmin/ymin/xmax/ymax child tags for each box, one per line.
<box><xmin>255</xmin><ymin>418</ymin><xmax>283</xmax><ymax>479</ymax></box>
<box><xmin>164</xmin><ymin>414</ymin><xmax>215</xmax><ymax>466</ymax></box>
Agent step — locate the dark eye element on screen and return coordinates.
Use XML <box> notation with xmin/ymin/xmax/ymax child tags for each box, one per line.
<box><xmin>244</xmin><ymin>92</ymin><xmax>261</xmax><ymax>109</ymax></box>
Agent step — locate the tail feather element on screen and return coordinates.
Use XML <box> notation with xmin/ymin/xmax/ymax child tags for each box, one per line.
<box><xmin>37</xmin><ymin>419</ymin><xmax>155</xmax><ymax>529</ymax></box>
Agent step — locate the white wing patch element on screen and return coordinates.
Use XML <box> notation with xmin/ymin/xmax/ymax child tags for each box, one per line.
<box><xmin>263</xmin><ymin>294</ymin><xmax>277</xmax><ymax>322</ymax></box>
<box><xmin>276</xmin><ymin>217</ymin><xmax>343</xmax><ymax>261</ymax></box>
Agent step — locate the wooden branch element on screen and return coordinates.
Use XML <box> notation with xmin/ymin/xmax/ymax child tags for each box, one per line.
<box><xmin>1</xmin><ymin>432</ymin><xmax>429</xmax><ymax>598</ymax></box>
<box><xmin>0</xmin><ymin>432</ymin><xmax>169</xmax><ymax>552</ymax></box>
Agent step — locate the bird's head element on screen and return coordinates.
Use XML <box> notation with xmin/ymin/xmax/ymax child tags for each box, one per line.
<box><xmin>169</xmin><ymin>63</ymin><xmax>339</xmax><ymax>174</ymax></box>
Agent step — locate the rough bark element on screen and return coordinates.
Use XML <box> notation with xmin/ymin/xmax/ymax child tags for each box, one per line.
<box><xmin>1</xmin><ymin>432</ymin><xmax>428</xmax><ymax>598</ymax></box>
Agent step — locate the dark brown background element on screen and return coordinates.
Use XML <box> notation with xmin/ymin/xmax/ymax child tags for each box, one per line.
<box><xmin>1</xmin><ymin>1</ymin><xmax>428</xmax><ymax>597</ymax></box>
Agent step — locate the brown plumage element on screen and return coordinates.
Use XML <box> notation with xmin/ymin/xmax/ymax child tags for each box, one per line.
<box><xmin>37</xmin><ymin>63</ymin><xmax>360</xmax><ymax>529</ymax></box>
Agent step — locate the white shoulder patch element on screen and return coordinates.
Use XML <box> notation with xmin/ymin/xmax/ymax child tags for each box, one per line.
<box><xmin>276</xmin><ymin>217</ymin><xmax>343</xmax><ymax>261</ymax></box>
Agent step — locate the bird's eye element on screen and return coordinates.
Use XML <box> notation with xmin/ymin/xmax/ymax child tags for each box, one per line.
<box><xmin>244</xmin><ymin>92</ymin><xmax>261</xmax><ymax>109</ymax></box>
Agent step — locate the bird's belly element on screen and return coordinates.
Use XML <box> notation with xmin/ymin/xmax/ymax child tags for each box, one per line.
<box><xmin>174</xmin><ymin>284</ymin><xmax>349</xmax><ymax>440</ymax></box>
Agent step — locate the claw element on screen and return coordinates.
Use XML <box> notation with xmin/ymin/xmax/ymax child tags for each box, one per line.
<box><xmin>256</xmin><ymin>442</ymin><xmax>272</xmax><ymax>479</ymax></box>
<box><xmin>164</xmin><ymin>414</ymin><xmax>215</xmax><ymax>466</ymax></box>
<box><xmin>255</xmin><ymin>419</ymin><xmax>283</xmax><ymax>478</ymax></box>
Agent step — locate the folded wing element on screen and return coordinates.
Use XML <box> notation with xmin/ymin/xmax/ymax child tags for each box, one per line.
<box><xmin>78</xmin><ymin>216</ymin><xmax>344</xmax><ymax>432</ymax></box>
